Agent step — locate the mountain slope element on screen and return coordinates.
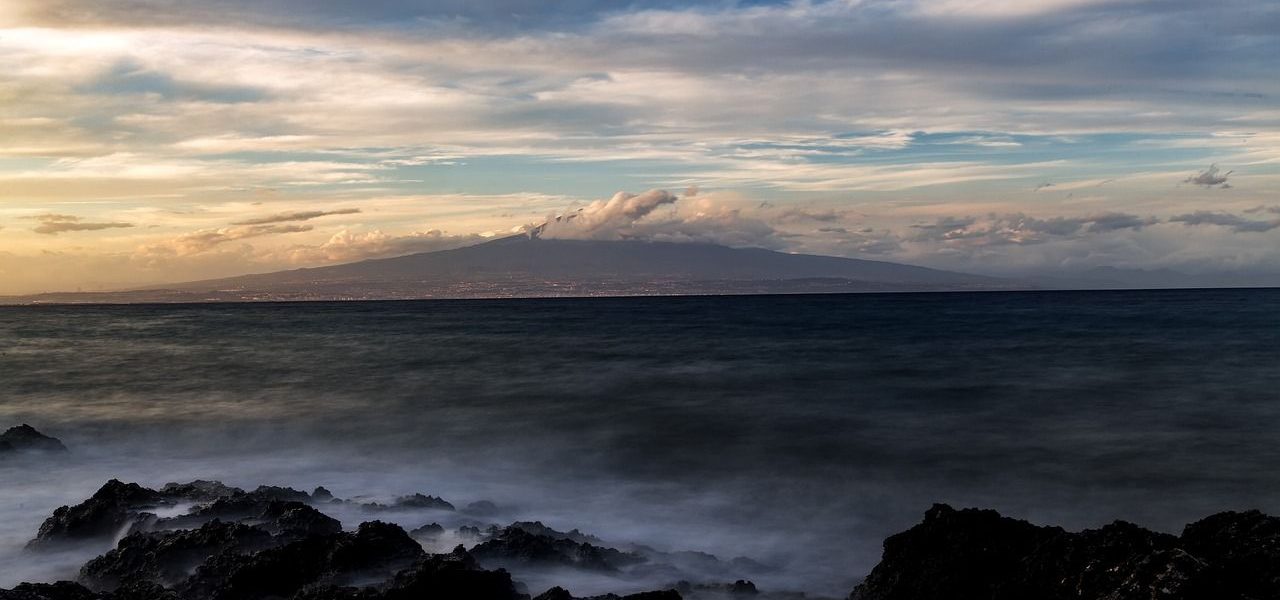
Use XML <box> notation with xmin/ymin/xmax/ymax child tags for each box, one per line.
<box><xmin>10</xmin><ymin>238</ymin><xmax>1017</xmax><ymax>303</ymax></box>
<box><xmin>182</xmin><ymin>236</ymin><xmax>1002</xmax><ymax>288</ymax></box>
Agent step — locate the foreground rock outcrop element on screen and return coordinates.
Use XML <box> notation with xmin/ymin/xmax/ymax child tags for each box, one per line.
<box><xmin>9</xmin><ymin>479</ymin><xmax>775</xmax><ymax>600</ymax></box>
<box><xmin>28</xmin><ymin>480</ymin><xmax>1280</xmax><ymax>600</ymax></box>
<box><xmin>849</xmin><ymin>503</ymin><xmax>1280</xmax><ymax>600</ymax></box>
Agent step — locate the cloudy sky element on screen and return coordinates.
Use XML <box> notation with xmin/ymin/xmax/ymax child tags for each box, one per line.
<box><xmin>1</xmin><ymin>0</ymin><xmax>1278</xmax><ymax>293</ymax></box>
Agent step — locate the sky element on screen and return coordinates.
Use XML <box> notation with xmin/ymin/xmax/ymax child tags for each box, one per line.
<box><xmin>1</xmin><ymin>0</ymin><xmax>1278</xmax><ymax>294</ymax></box>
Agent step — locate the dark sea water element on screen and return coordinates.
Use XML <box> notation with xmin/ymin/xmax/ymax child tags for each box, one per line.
<box><xmin>2</xmin><ymin>289</ymin><xmax>1279</xmax><ymax>596</ymax></box>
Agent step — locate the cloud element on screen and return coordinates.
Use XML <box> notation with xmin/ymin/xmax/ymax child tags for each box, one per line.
<box><xmin>231</xmin><ymin>208</ymin><xmax>361</xmax><ymax>225</ymax></box>
<box><xmin>775</xmin><ymin>208</ymin><xmax>845</xmax><ymax>223</ymax></box>
<box><xmin>1183</xmin><ymin>164</ymin><xmax>1233</xmax><ymax>188</ymax></box>
<box><xmin>533</xmin><ymin>189</ymin><xmax>679</xmax><ymax>239</ymax></box>
<box><xmin>531</xmin><ymin>189</ymin><xmax>783</xmax><ymax>249</ymax></box>
<box><xmin>139</xmin><ymin>223</ymin><xmax>313</xmax><ymax>258</ymax></box>
<box><xmin>28</xmin><ymin>213</ymin><xmax>135</xmax><ymax>235</ymax></box>
<box><xmin>278</xmin><ymin>229</ymin><xmax>484</xmax><ymax>264</ymax></box>
<box><xmin>1169</xmin><ymin>211</ymin><xmax>1280</xmax><ymax>233</ymax></box>
<box><xmin>909</xmin><ymin>212</ymin><xmax>1157</xmax><ymax>245</ymax></box>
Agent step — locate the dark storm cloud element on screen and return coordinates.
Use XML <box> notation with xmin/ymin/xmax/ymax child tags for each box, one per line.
<box><xmin>28</xmin><ymin>214</ymin><xmax>135</xmax><ymax>235</ymax></box>
<box><xmin>232</xmin><ymin>208</ymin><xmax>362</xmax><ymax>226</ymax></box>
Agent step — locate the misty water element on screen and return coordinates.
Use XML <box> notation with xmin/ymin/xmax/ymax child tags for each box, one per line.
<box><xmin>2</xmin><ymin>289</ymin><xmax>1279</xmax><ymax>597</ymax></box>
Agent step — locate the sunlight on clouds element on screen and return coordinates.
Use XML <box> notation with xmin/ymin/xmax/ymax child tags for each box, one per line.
<box><xmin>0</xmin><ymin>0</ymin><xmax>1277</xmax><ymax>292</ymax></box>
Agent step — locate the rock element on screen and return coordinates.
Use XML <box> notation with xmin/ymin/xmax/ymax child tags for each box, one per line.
<box><xmin>256</xmin><ymin>500</ymin><xmax>344</xmax><ymax>538</ymax></box>
<box><xmin>381</xmin><ymin>546</ymin><xmax>523</xmax><ymax>600</ymax></box>
<box><xmin>312</xmin><ymin>487</ymin><xmax>336</xmax><ymax>503</ymax></box>
<box><xmin>158</xmin><ymin>481</ymin><xmax>244</xmax><ymax>503</ymax></box>
<box><xmin>674</xmin><ymin>580</ymin><xmax>757</xmax><ymax>597</ymax></box>
<box><xmin>506</xmin><ymin>521</ymin><xmax>603</xmax><ymax>545</ymax></box>
<box><xmin>531</xmin><ymin>588</ymin><xmax>683</xmax><ymax>600</ymax></box>
<box><xmin>0</xmin><ymin>425</ymin><xmax>68</xmax><ymax>455</ymax></box>
<box><xmin>178</xmin><ymin>521</ymin><xmax>426</xmax><ymax>600</ymax></box>
<box><xmin>409</xmin><ymin>523</ymin><xmax>444</xmax><ymax>539</ymax></box>
<box><xmin>533</xmin><ymin>587</ymin><xmax>575</xmax><ymax>600</ymax></box>
<box><xmin>0</xmin><ymin>582</ymin><xmax>98</xmax><ymax>600</ymax></box>
<box><xmin>80</xmin><ymin>520</ymin><xmax>274</xmax><ymax>590</ymax></box>
<box><xmin>847</xmin><ymin>503</ymin><xmax>1280</xmax><ymax>600</ymax></box>
<box><xmin>1179</xmin><ymin>510</ymin><xmax>1280</xmax><ymax>599</ymax></box>
<box><xmin>29</xmin><ymin>481</ymin><xmax>166</xmax><ymax>548</ymax></box>
<box><xmin>248</xmin><ymin>485</ymin><xmax>311</xmax><ymax>503</ymax></box>
<box><xmin>363</xmin><ymin>493</ymin><xmax>455</xmax><ymax>512</ymax></box>
<box><xmin>471</xmin><ymin>525</ymin><xmax>645</xmax><ymax>572</ymax></box>
<box><xmin>167</xmin><ymin>495</ymin><xmax>341</xmax><ymax>537</ymax></box>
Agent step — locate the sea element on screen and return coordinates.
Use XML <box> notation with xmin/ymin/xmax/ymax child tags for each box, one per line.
<box><xmin>1</xmin><ymin>289</ymin><xmax>1278</xmax><ymax>597</ymax></box>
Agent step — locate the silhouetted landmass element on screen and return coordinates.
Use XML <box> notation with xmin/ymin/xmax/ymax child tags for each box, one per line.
<box><xmin>1</xmin><ymin>238</ymin><xmax>1014</xmax><ymax>304</ymax></box>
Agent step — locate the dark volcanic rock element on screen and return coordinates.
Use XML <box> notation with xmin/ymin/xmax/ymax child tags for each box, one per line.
<box><xmin>80</xmin><ymin>520</ymin><xmax>274</xmax><ymax>589</ymax></box>
<box><xmin>471</xmin><ymin>525</ymin><xmax>645</xmax><ymax>572</ymax></box>
<box><xmin>381</xmin><ymin>546</ymin><xmax>524</xmax><ymax>600</ymax></box>
<box><xmin>362</xmin><ymin>493</ymin><xmax>455</xmax><ymax>512</ymax></box>
<box><xmin>249</xmin><ymin>485</ymin><xmax>312</xmax><ymax>503</ymax></box>
<box><xmin>1179</xmin><ymin>510</ymin><xmax>1280</xmax><ymax>599</ymax></box>
<box><xmin>409</xmin><ymin>522</ymin><xmax>444</xmax><ymax>539</ymax></box>
<box><xmin>849</xmin><ymin>503</ymin><xmax>1280</xmax><ymax>600</ymax></box>
<box><xmin>178</xmin><ymin>521</ymin><xmax>425</xmax><ymax>600</ymax></box>
<box><xmin>158</xmin><ymin>481</ymin><xmax>244</xmax><ymax>503</ymax></box>
<box><xmin>0</xmin><ymin>582</ymin><xmax>98</xmax><ymax>600</ymax></box>
<box><xmin>532</xmin><ymin>588</ymin><xmax>683</xmax><ymax>600</ymax></box>
<box><xmin>168</xmin><ymin>495</ymin><xmax>341</xmax><ymax>537</ymax></box>
<box><xmin>29</xmin><ymin>481</ymin><xmax>166</xmax><ymax>548</ymax></box>
<box><xmin>673</xmin><ymin>580</ymin><xmax>757</xmax><ymax>597</ymax></box>
<box><xmin>0</xmin><ymin>425</ymin><xmax>68</xmax><ymax>454</ymax></box>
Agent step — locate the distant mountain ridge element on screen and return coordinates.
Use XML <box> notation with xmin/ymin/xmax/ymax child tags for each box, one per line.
<box><xmin>192</xmin><ymin>236</ymin><xmax>1000</xmax><ymax>287</ymax></box>
<box><xmin>5</xmin><ymin>237</ymin><xmax>1018</xmax><ymax>303</ymax></box>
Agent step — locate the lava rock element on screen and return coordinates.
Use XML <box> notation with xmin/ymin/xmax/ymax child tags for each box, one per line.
<box><xmin>471</xmin><ymin>526</ymin><xmax>645</xmax><ymax>572</ymax></box>
<box><xmin>1179</xmin><ymin>510</ymin><xmax>1280</xmax><ymax>599</ymax></box>
<box><xmin>532</xmin><ymin>588</ymin><xmax>683</xmax><ymax>600</ymax></box>
<box><xmin>0</xmin><ymin>582</ymin><xmax>98</xmax><ymax>600</ymax></box>
<box><xmin>0</xmin><ymin>425</ymin><xmax>68</xmax><ymax>454</ymax></box>
<box><xmin>847</xmin><ymin>503</ymin><xmax>1280</xmax><ymax>600</ymax></box>
<box><xmin>674</xmin><ymin>580</ymin><xmax>758</xmax><ymax>597</ymax></box>
<box><xmin>363</xmin><ymin>493</ymin><xmax>455</xmax><ymax>512</ymax></box>
<box><xmin>29</xmin><ymin>481</ymin><xmax>166</xmax><ymax>548</ymax></box>
<box><xmin>178</xmin><ymin>521</ymin><xmax>425</xmax><ymax>600</ymax></box>
<box><xmin>409</xmin><ymin>523</ymin><xmax>445</xmax><ymax>539</ymax></box>
<box><xmin>158</xmin><ymin>481</ymin><xmax>244</xmax><ymax>503</ymax></box>
<box><xmin>381</xmin><ymin>545</ymin><xmax>524</xmax><ymax>600</ymax></box>
<box><xmin>167</xmin><ymin>495</ymin><xmax>341</xmax><ymax>537</ymax></box>
<box><xmin>312</xmin><ymin>487</ymin><xmax>336</xmax><ymax>503</ymax></box>
<box><xmin>80</xmin><ymin>520</ymin><xmax>274</xmax><ymax>589</ymax></box>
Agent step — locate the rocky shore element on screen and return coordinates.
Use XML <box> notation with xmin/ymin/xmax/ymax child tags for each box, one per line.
<box><xmin>3</xmin><ymin>427</ymin><xmax>1279</xmax><ymax>600</ymax></box>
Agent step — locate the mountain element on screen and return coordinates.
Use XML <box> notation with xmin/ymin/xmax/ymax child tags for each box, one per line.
<box><xmin>6</xmin><ymin>237</ymin><xmax>1018</xmax><ymax>304</ymax></box>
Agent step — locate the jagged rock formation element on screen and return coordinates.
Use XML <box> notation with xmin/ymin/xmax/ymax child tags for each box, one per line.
<box><xmin>471</xmin><ymin>525</ymin><xmax>646</xmax><ymax>572</ymax></box>
<box><xmin>0</xmin><ymin>425</ymin><xmax>68</xmax><ymax>455</ymax></box>
<box><xmin>849</xmin><ymin>503</ymin><xmax>1280</xmax><ymax>600</ymax></box>
<box><xmin>5</xmin><ymin>480</ymin><xmax>698</xmax><ymax>600</ymax></box>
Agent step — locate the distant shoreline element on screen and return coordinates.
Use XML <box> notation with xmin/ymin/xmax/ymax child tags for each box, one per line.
<box><xmin>3</xmin><ymin>284</ymin><xmax>1279</xmax><ymax>307</ymax></box>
